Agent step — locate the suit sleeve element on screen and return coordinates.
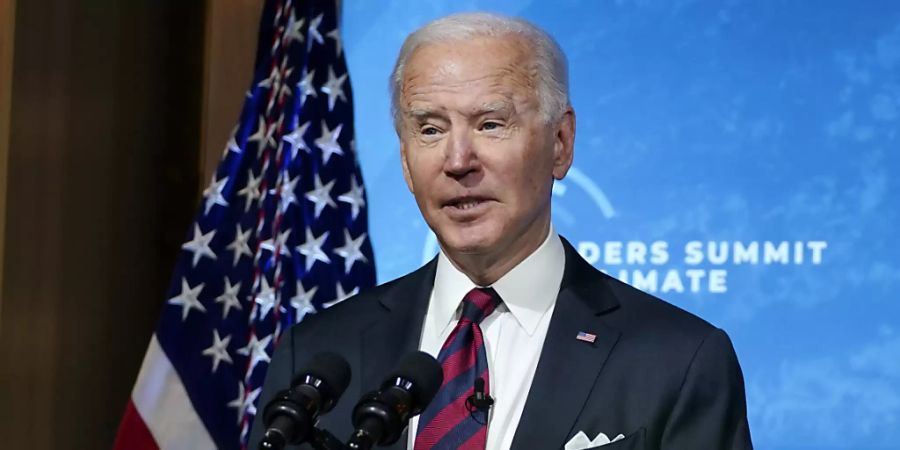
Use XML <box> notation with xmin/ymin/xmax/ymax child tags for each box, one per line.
<box><xmin>247</xmin><ymin>329</ymin><xmax>297</xmax><ymax>450</ymax></box>
<box><xmin>660</xmin><ymin>328</ymin><xmax>753</xmax><ymax>449</ymax></box>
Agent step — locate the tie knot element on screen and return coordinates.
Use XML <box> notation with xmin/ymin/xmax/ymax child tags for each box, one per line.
<box><xmin>460</xmin><ymin>288</ymin><xmax>501</xmax><ymax>325</ymax></box>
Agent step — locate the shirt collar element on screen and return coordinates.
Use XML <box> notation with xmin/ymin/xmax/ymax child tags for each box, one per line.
<box><xmin>431</xmin><ymin>225</ymin><xmax>565</xmax><ymax>336</ymax></box>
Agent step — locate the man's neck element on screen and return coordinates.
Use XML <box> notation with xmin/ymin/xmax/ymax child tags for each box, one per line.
<box><xmin>441</xmin><ymin>220</ymin><xmax>552</xmax><ymax>286</ymax></box>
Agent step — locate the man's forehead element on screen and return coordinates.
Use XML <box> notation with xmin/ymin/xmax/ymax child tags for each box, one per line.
<box><xmin>405</xmin><ymin>100</ymin><xmax>516</xmax><ymax>118</ymax></box>
<box><xmin>403</xmin><ymin>35</ymin><xmax>534</xmax><ymax>82</ymax></box>
<box><xmin>399</xmin><ymin>36</ymin><xmax>537</xmax><ymax>115</ymax></box>
<box><xmin>413</xmin><ymin>33</ymin><xmax>528</xmax><ymax>56</ymax></box>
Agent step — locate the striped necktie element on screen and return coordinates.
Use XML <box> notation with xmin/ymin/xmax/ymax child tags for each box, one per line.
<box><xmin>415</xmin><ymin>287</ymin><xmax>501</xmax><ymax>450</ymax></box>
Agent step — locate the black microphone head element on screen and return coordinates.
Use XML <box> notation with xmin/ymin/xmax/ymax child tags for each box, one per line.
<box><xmin>261</xmin><ymin>353</ymin><xmax>350</xmax><ymax>447</ymax></box>
<box><xmin>293</xmin><ymin>352</ymin><xmax>352</xmax><ymax>402</ymax></box>
<box><xmin>386</xmin><ymin>351</ymin><xmax>443</xmax><ymax>408</ymax></box>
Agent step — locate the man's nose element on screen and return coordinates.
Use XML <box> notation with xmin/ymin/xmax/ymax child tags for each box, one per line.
<box><xmin>443</xmin><ymin>128</ymin><xmax>479</xmax><ymax>179</ymax></box>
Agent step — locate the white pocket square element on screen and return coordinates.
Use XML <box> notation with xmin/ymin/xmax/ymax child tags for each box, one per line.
<box><xmin>564</xmin><ymin>431</ymin><xmax>625</xmax><ymax>450</ymax></box>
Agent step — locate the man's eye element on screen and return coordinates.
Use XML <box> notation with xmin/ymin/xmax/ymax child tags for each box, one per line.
<box><xmin>481</xmin><ymin>121</ymin><xmax>502</xmax><ymax>131</ymax></box>
<box><xmin>421</xmin><ymin>126</ymin><xmax>439</xmax><ymax>136</ymax></box>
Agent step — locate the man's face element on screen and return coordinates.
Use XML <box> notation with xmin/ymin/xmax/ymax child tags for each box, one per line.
<box><xmin>398</xmin><ymin>35</ymin><xmax>574</xmax><ymax>266</ymax></box>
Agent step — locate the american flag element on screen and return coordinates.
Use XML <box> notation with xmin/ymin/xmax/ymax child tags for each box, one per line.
<box><xmin>113</xmin><ymin>1</ymin><xmax>375</xmax><ymax>448</ymax></box>
<box><xmin>576</xmin><ymin>331</ymin><xmax>597</xmax><ymax>343</ymax></box>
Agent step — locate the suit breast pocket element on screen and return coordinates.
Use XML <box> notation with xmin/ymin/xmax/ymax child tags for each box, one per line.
<box><xmin>585</xmin><ymin>427</ymin><xmax>646</xmax><ymax>450</ymax></box>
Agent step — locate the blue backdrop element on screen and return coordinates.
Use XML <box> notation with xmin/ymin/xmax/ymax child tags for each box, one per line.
<box><xmin>341</xmin><ymin>1</ymin><xmax>900</xmax><ymax>448</ymax></box>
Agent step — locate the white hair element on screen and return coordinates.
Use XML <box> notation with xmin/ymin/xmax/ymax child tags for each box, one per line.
<box><xmin>389</xmin><ymin>12</ymin><xmax>570</xmax><ymax>131</ymax></box>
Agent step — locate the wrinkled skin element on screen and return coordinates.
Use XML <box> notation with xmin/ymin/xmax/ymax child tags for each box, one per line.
<box><xmin>398</xmin><ymin>35</ymin><xmax>576</xmax><ymax>285</ymax></box>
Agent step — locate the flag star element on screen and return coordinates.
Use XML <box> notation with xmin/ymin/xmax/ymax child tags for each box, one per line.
<box><xmin>276</xmin><ymin>175</ymin><xmax>300</xmax><ymax>213</ymax></box>
<box><xmin>323</xmin><ymin>282</ymin><xmax>358</xmax><ymax>309</ymax></box>
<box><xmin>227</xmin><ymin>382</ymin><xmax>247</xmax><ymax>424</ymax></box>
<box><xmin>260</xmin><ymin>59</ymin><xmax>290</xmax><ymax>90</ymax></box>
<box><xmin>257</xmin><ymin>75</ymin><xmax>272</xmax><ymax>90</ymax></box>
<box><xmin>228</xmin><ymin>383</ymin><xmax>262</xmax><ymax>424</ymax></box>
<box><xmin>244</xmin><ymin>387</ymin><xmax>262</xmax><ymax>417</ymax></box>
<box><xmin>291</xmin><ymin>281</ymin><xmax>318</xmax><ymax>323</ymax></box>
<box><xmin>202</xmin><ymin>175</ymin><xmax>230</xmax><ymax>215</ymax></box>
<box><xmin>334</xmin><ymin>230</ymin><xmax>368</xmax><ymax>274</ymax></box>
<box><xmin>260</xmin><ymin>228</ymin><xmax>292</xmax><ymax>257</ymax></box>
<box><xmin>307</xmin><ymin>13</ymin><xmax>324</xmax><ymax>46</ymax></box>
<box><xmin>224</xmin><ymin>136</ymin><xmax>241</xmax><ymax>156</ymax></box>
<box><xmin>260</xmin><ymin>60</ymin><xmax>283</xmax><ymax>89</ymax></box>
<box><xmin>282</xmin><ymin>121</ymin><xmax>311</xmax><ymax>159</ymax></box>
<box><xmin>272</xmin><ymin>60</ymin><xmax>294</xmax><ymax>103</ymax></box>
<box><xmin>297</xmin><ymin>228</ymin><xmax>331</xmax><ymax>271</ymax></box>
<box><xmin>278</xmin><ymin>54</ymin><xmax>293</xmax><ymax>79</ymax></box>
<box><xmin>181</xmin><ymin>224</ymin><xmax>217</xmax><ymax>267</ymax></box>
<box><xmin>282</xmin><ymin>82</ymin><xmax>295</xmax><ymax>105</ymax></box>
<box><xmin>167</xmin><ymin>278</ymin><xmax>206</xmax><ymax>321</ymax></box>
<box><xmin>254</xmin><ymin>277</ymin><xmax>279</xmax><ymax>319</ymax></box>
<box><xmin>237</xmin><ymin>333</ymin><xmax>273</xmax><ymax>376</ymax></box>
<box><xmin>215</xmin><ymin>277</ymin><xmax>243</xmax><ymax>318</ymax></box>
<box><xmin>202</xmin><ymin>329</ymin><xmax>233</xmax><ymax>373</ymax></box>
<box><xmin>304</xmin><ymin>173</ymin><xmax>337</xmax><ymax>218</ymax></box>
<box><xmin>338</xmin><ymin>176</ymin><xmax>366</xmax><ymax>220</ymax></box>
<box><xmin>320</xmin><ymin>66</ymin><xmax>348</xmax><ymax>111</ymax></box>
<box><xmin>314</xmin><ymin>120</ymin><xmax>344</xmax><ymax>164</ymax></box>
<box><xmin>297</xmin><ymin>69</ymin><xmax>317</xmax><ymax>106</ymax></box>
<box><xmin>263</xmin><ymin>116</ymin><xmax>279</xmax><ymax>148</ymax></box>
<box><xmin>326</xmin><ymin>27</ymin><xmax>342</xmax><ymax>56</ymax></box>
<box><xmin>223</xmin><ymin>125</ymin><xmax>241</xmax><ymax>155</ymax></box>
<box><xmin>284</xmin><ymin>12</ymin><xmax>305</xmax><ymax>44</ymax></box>
<box><xmin>246</xmin><ymin>116</ymin><xmax>267</xmax><ymax>148</ymax></box>
<box><xmin>279</xmin><ymin>81</ymin><xmax>293</xmax><ymax>103</ymax></box>
<box><xmin>226</xmin><ymin>225</ymin><xmax>253</xmax><ymax>266</ymax></box>
<box><xmin>237</xmin><ymin>170</ymin><xmax>262</xmax><ymax>212</ymax></box>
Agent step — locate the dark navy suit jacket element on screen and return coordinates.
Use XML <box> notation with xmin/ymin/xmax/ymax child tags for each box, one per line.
<box><xmin>248</xmin><ymin>238</ymin><xmax>753</xmax><ymax>449</ymax></box>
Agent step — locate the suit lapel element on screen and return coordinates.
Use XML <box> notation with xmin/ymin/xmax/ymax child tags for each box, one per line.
<box><xmin>511</xmin><ymin>239</ymin><xmax>622</xmax><ymax>450</ymax></box>
<box><xmin>360</xmin><ymin>258</ymin><xmax>437</xmax><ymax>396</ymax></box>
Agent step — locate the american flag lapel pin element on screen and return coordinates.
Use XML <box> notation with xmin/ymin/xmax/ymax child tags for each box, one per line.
<box><xmin>576</xmin><ymin>331</ymin><xmax>597</xmax><ymax>343</ymax></box>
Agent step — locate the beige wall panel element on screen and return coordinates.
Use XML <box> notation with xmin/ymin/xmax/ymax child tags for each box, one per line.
<box><xmin>0</xmin><ymin>2</ymin><xmax>204</xmax><ymax>448</ymax></box>
<box><xmin>0</xmin><ymin>0</ymin><xmax>15</xmax><ymax>325</ymax></box>
<box><xmin>201</xmin><ymin>0</ymin><xmax>264</xmax><ymax>183</ymax></box>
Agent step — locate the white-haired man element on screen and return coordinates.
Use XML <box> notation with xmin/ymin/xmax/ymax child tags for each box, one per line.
<box><xmin>251</xmin><ymin>12</ymin><xmax>753</xmax><ymax>450</ymax></box>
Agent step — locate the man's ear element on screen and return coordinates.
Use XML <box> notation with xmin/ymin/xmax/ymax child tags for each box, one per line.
<box><xmin>400</xmin><ymin>140</ymin><xmax>415</xmax><ymax>193</ymax></box>
<box><xmin>552</xmin><ymin>107</ymin><xmax>576</xmax><ymax>180</ymax></box>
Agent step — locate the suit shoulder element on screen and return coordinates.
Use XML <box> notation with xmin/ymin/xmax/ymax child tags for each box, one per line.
<box><xmin>602</xmin><ymin>271</ymin><xmax>718</xmax><ymax>337</ymax></box>
<box><xmin>286</xmin><ymin>260</ymin><xmax>434</xmax><ymax>338</ymax></box>
<box><xmin>593</xmin><ymin>272</ymin><xmax>742</xmax><ymax>379</ymax></box>
<box><xmin>561</xmin><ymin>236</ymin><xmax>717</xmax><ymax>340</ymax></box>
<box><xmin>561</xmin><ymin>239</ymin><xmax>717</xmax><ymax>339</ymax></box>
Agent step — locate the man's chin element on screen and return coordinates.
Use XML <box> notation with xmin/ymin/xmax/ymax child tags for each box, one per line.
<box><xmin>437</xmin><ymin>231</ymin><xmax>499</xmax><ymax>257</ymax></box>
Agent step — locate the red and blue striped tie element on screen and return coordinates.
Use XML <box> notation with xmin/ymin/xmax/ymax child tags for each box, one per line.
<box><xmin>415</xmin><ymin>288</ymin><xmax>501</xmax><ymax>450</ymax></box>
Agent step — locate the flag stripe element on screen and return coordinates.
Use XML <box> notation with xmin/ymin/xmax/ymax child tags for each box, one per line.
<box><xmin>113</xmin><ymin>400</ymin><xmax>159</xmax><ymax>450</ymax></box>
<box><xmin>129</xmin><ymin>335</ymin><xmax>217</xmax><ymax>450</ymax></box>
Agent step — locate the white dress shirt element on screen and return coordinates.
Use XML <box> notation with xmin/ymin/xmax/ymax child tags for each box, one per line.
<box><xmin>408</xmin><ymin>227</ymin><xmax>566</xmax><ymax>450</ymax></box>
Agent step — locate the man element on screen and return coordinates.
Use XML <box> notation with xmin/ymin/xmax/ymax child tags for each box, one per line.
<box><xmin>250</xmin><ymin>12</ymin><xmax>752</xmax><ymax>450</ymax></box>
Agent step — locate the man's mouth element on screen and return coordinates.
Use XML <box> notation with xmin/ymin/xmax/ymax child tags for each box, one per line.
<box><xmin>444</xmin><ymin>196</ymin><xmax>491</xmax><ymax>211</ymax></box>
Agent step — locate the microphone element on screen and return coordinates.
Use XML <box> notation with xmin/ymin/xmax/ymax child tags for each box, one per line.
<box><xmin>346</xmin><ymin>351</ymin><xmax>443</xmax><ymax>450</ymax></box>
<box><xmin>259</xmin><ymin>352</ymin><xmax>351</xmax><ymax>450</ymax></box>
<box><xmin>465</xmin><ymin>377</ymin><xmax>494</xmax><ymax>414</ymax></box>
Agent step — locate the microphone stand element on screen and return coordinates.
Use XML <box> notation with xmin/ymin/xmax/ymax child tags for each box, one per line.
<box><xmin>308</xmin><ymin>428</ymin><xmax>348</xmax><ymax>450</ymax></box>
<box><xmin>258</xmin><ymin>424</ymin><xmax>347</xmax><ymax>450</ymax></box>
